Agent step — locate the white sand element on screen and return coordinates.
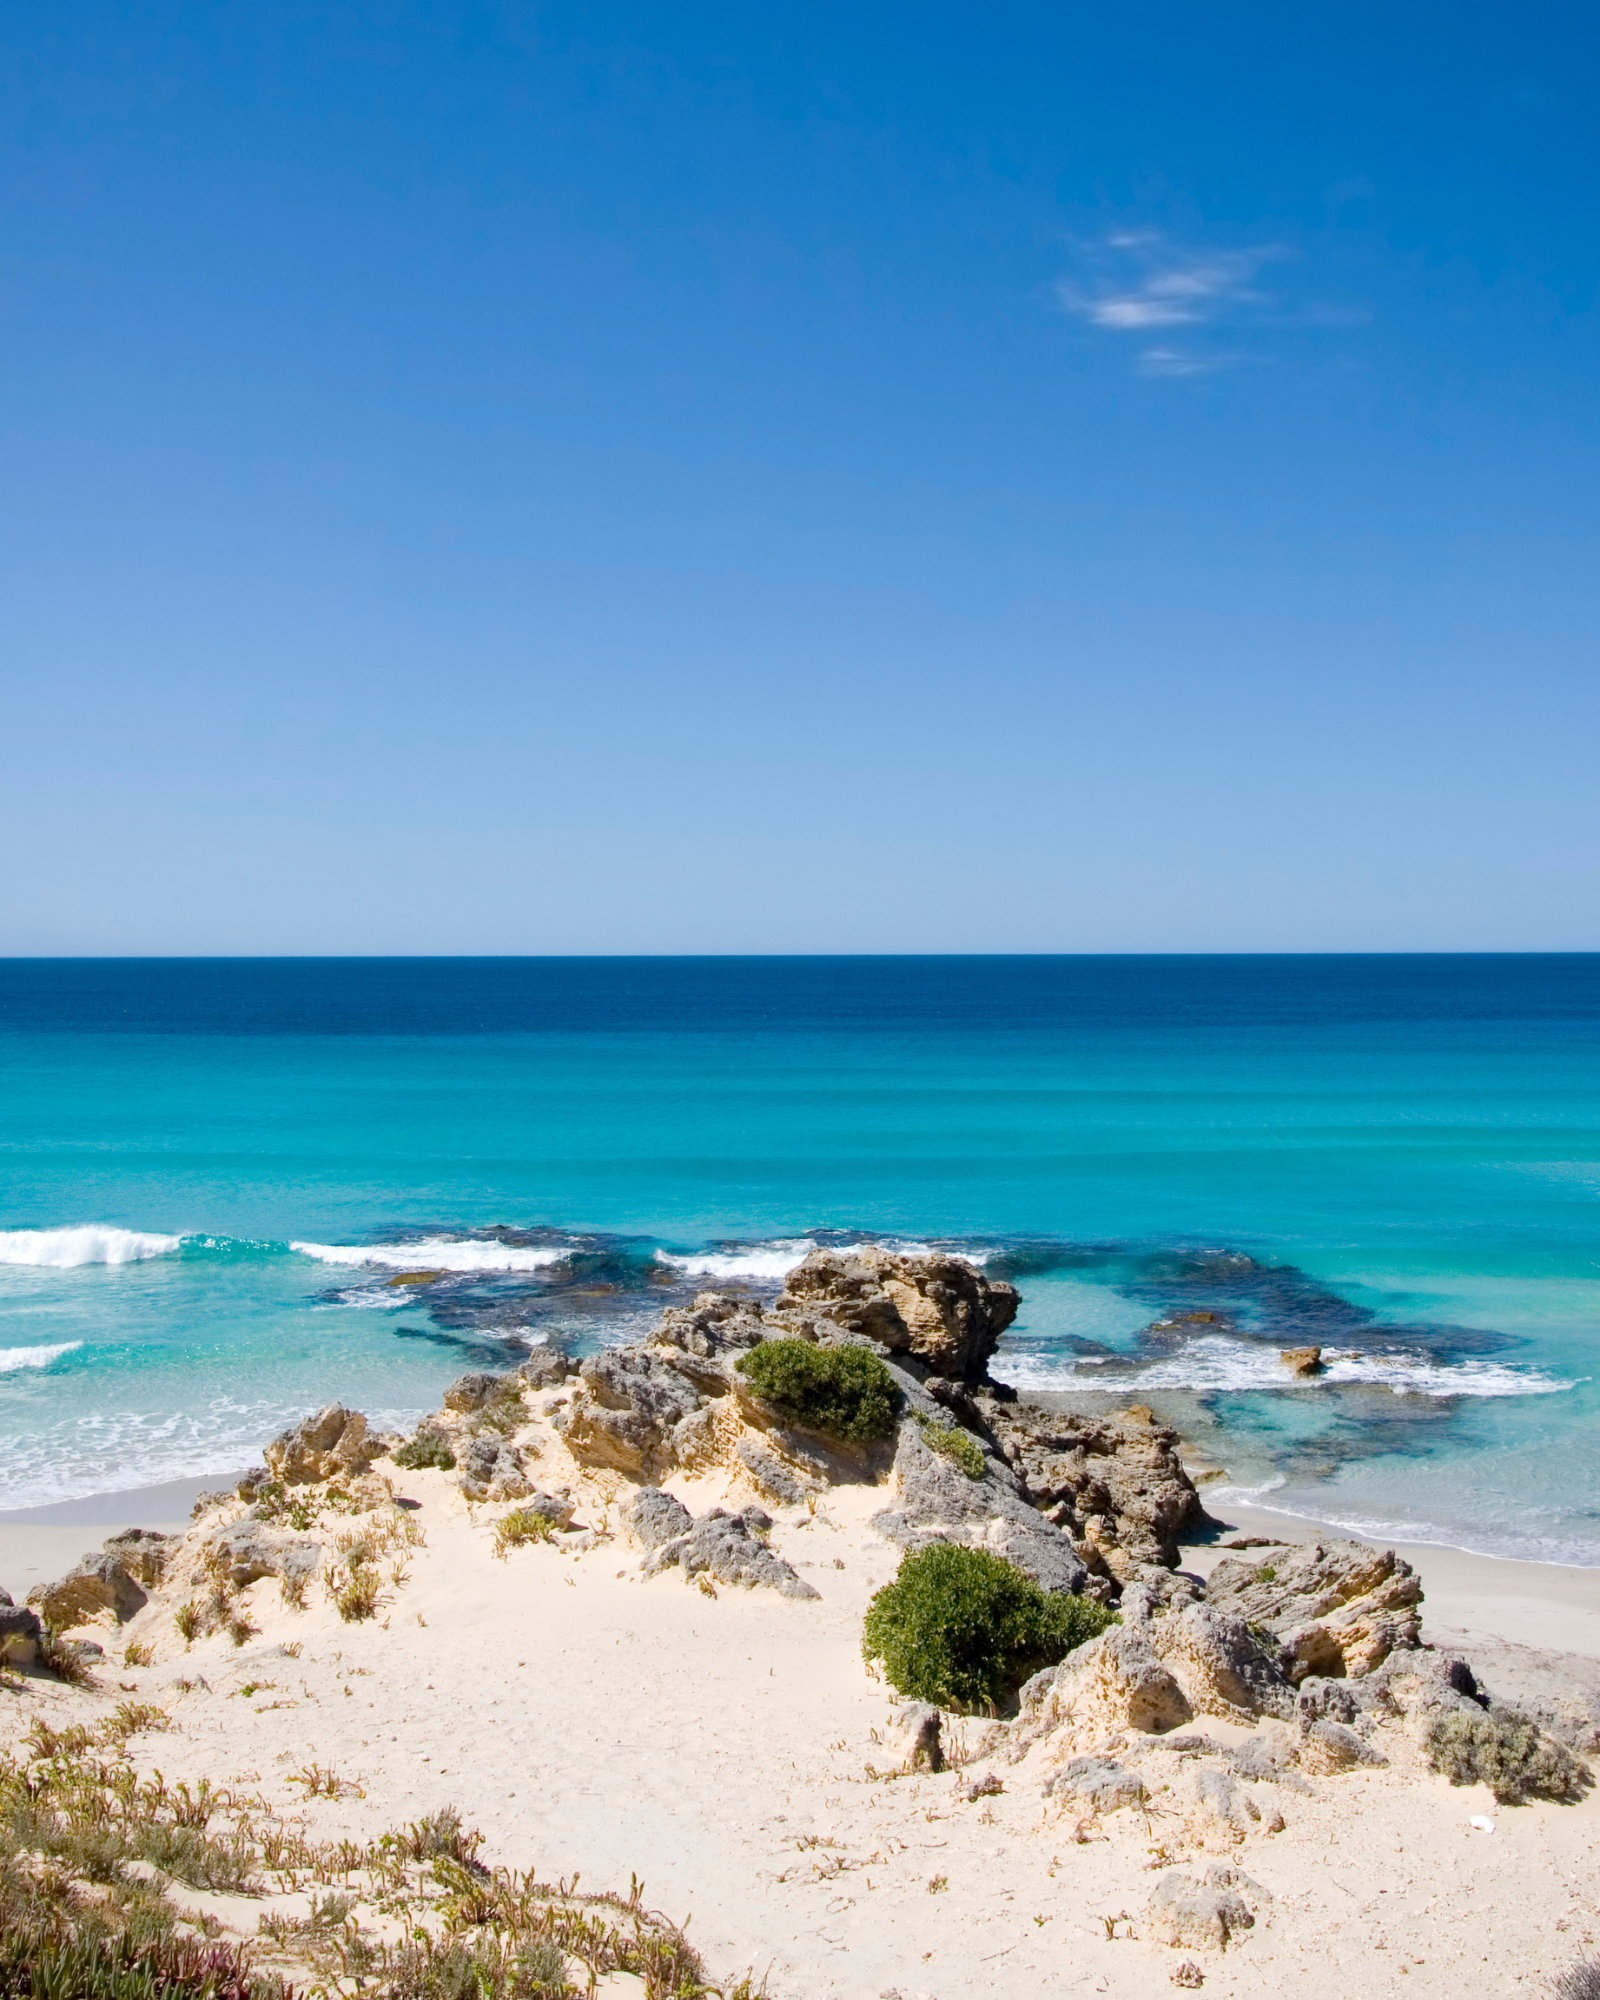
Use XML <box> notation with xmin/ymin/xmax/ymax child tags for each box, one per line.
<box><xmin>5</xmin><ymin>1449</ymin><xmax>1600</xmax><ymax>1997</ymax></box>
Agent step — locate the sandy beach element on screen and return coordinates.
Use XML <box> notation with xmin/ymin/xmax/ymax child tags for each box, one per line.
<box><xmin>6</xmin><ymin>1370</ymin><xmax>1600</xmax><ymax>1999</ymax></box>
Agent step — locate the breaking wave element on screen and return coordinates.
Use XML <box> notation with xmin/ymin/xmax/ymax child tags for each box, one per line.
<box><xmin>999</xmin><ymin>1333</ymin><xmax>1576</xmax><ymax>1399</ymax></box>
<box><xmin>654</xmin><ymin>1240</ymin><xmax>818</xmax><ymax>1280</ymax></box>
<box><xmin>0</xmin><ymin>1226</ymin><xmax>182</xmax><ymax>1268</ymax></box>
<box><xmin>0</xmin><ymin>1341</ymin><xmax>85</xmax><ymax>1373</ymax></box>
<box><xmin>291</xmin><ymin>1238</ymin><xmax>572</xmax><ymax>1274</ymax></box>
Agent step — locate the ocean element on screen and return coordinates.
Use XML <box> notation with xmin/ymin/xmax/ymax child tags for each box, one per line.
<box><xmin>2</xmin><ymin>955</ymin><xmax>1597</xmax><ymax>1563</ymax></box>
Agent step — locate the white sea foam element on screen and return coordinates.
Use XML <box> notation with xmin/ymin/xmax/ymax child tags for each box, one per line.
<box><xmin>654</xmin><ymin>1237</ymin><xmax>989</xmax><ymax>1281</ymax></box>
<box><xmin>0</xmin><ymin>1226</ymin><xmax>181</xmax><ymax>1268</ymax></box>
<box><xmin>654</xmin><ymin>1240</ymin><xmax>818</xmax><ymax>1280</ymax></box>
<box><xmin>290</xmin><ymin>1238</ymin><xmax>570</xmax><ymax>1274</ymax></box>
<box><xmin>0</xmin><ymin>1341</ymin><xmax>85</xmax><ymax>1373</ymax></box>
<box><xmin>1001</xmin><ymin>1333</ymin><xmax>1576</xmax><ymax>1399</ymax></box>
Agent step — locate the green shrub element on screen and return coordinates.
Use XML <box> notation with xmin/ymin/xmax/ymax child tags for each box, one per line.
<box><xmin>1423</xmin><ymin>1708</ymin><xmax>1592</xmax><ymax>1804</ymax></box>
<box><xmin>914</xmin><ymin>1414</ymin><xmax>987</xmax><ymax>1480</ymax></box>
<box><xmin>394</xmin><ymin>1431</ymin><xmax>457</xmax><ymax>1472</ymax></box>
<box><xmin>862</xmin><ymin>1543</ymin><xmax>1117</xmax><ymax>1714</ymax></box>
<box><xmin>735</xmin><ymin>1340</ymin><xmax>898</xmax><ymax>1444</ymax></box>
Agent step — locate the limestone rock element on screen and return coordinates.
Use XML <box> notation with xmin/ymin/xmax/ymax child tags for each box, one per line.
<box><xmin>1033</xmin><ymin>1623</ymin><xmax>1194</xmax><ymax>1738</ymax></box>
<box><xmin>102</xmin><ymin>1530</ymin><xmax>172</xmax><ymax>1590</ymax></box>
<box><xmin>896</xmin><ymin>1702</ymin><xmax>945</xmax><ymax>1772</ymax></box>
<box><xmin>871</xmin><ymin>1420</ymin><xmax>1090</xmax><ymax>1596</ymax></box>
<box><xmin>562</xmin><ymin>1350</ymin><xmax>702</xmax><ymax>1473</ymax></box>
<box><xmin>1150</xmin><ymin>1605</ymin><xmax>1296</xmax><ymax>1723</ymax></box>
<box><xmin>652</xmin><ymin>1293</ymin><xmax>768</xmax><ymax>1390</ymax></box>
<box><xmin>972</xmin><ymin>1395</ymin><xmax>1207</xmax><ymax>1576</ymax></box>
<box><xmin>1044</xmin><ymin>1755</ymin><xmax>1148</xmax><ymax>1812</ymax></box>
<box><xmin>516</xmin><ymin>1346</ymin><xmax>574</xmax><ymax>1389</ymax></box>
<box><xmin>1203</xmin><ymin>1538</ymin><xmax>1422</xmax><ymax>1681</ymax></box>
<box><xmin>1193</xmin><ymin>1766</ymin><xmax>1261</xmax><ymax>1832</ymax></box>
<box><xmin>28</xmin><ymin>1553</ymin><xmax>147</xmax><ymax>1629</ymax></box>
<box><xmin>774</xmin><ymin>1248</ymin><xmax>1018</xmax><ymax>1382</ymax></box>
<box><xmin>1279</xmin><ymin>1346</ymin><xmax>1324</xmax><ymax>1377</ymax></box>
<box><xmin>443</xmin><ymin>1372</ymin><xmax>506</xmax><ymax>1413</ymax></box>
<box><xmin>1298</xmin><ymin>1717</ymin><xmax>1388</xmax><ymax>1774</ymax></box>
<box><xmin>628</xmin><ymin>1487</ymin><xmax>694</xmax><ymax>1551</ymax></box>
<box><xmin>456</xmin><ymin>1437</ymin><xmax>532</xmax><ymax>1501</ymax></box>
<box><xmin>265</xmin><ymin>1406</ymin><xmax>387</xmax><ymax>1486</ymax></box>
<box><xmin>203</xmin><ymin>1519</ymin><xmax>321</xmax><ymax>1591</ymax></box>
<box><xmin>1146</xmin><ymin>1866</ymin><xmax>1270</xmax><ymax>1952</ymax></box>
<box><xmin>736</xmin><ymin>1433</ymin><xmax>819</xmax><ymax>1503</ymax></box>
<box><xmin>0</xmin><ymin>1601</ymin><xmax>44</xmax><ymax>1664</ymax></box>
<box><xmin>643</xmin><ymin>1508</ymin><xmax>820</xmax><ymax>1600</ymax></box>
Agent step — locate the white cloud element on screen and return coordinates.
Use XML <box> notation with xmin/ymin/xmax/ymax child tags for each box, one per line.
<box><xmin>1057</xmin><ymin>234</ymin><xmax>1289</xmax><ymax>377</ymax></box>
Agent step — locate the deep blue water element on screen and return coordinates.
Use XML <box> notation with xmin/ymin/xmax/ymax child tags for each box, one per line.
<box><xmin>2</xmin><ymin>955</ymin><xmax>1598</xmax><ymax>1561</ymax></box>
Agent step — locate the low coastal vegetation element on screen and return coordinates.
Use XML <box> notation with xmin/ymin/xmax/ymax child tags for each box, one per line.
<box><xmin>913</xmin><ymin>1413</ymin><xmax>986</xmax><ymax>1479</ymax></box>
<box><xmin>392</xmin><ymin>1431</ymin><xmax>457</xmax><ymax>1473</ymax></box>
<box><xmin>734</xmin><ymin>1340</ymin><xmax>898</xmax><ymax>1444</ymax></box>
<box><xmin>862</xmin><ymin>1543</ymin><xmax>1117</xmax><ymax>1714</ymax></box>
<box><xmin>1423</xmin><ymin>1707</ymin><xmax>1592</xmax><ymax>1804</ymax></box>
<box><xmin>0</xmin><ymin>1704</ymin><xmax>758</xmax><ymax>2000</ymax></box>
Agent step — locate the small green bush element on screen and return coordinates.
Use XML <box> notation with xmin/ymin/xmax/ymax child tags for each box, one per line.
<box><xmin>862</xmin><ymin>1543</ymin><xmax>1117</xmax><ymax>1714</ymax></box>
<box><xmin>914</xmin><ymin>1414</ymin><xmax>987</xmax><ymax>1480</ymax></box>
<box><xmin>1423</xmin><ymin>1708</ymin><xmax>1592</xmax><ymax>1804</ymax></box>
<box><xmin>735</xmin><ymin>1340</ymin><xmax>898</xmax><ymax>1444</ymax></box>
<box><xmin>394</xmin><ymin>1431</ymin><xmax>457</xmax><ymax>1472</ymax></box>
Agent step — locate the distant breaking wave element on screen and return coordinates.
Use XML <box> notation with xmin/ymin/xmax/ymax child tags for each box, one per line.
<box><xmin>654</xmin><ymin>1235</ymin><xmax>976</xmax><ymax>1281</ymax></box>
<box><xmin>0</xmin><ymin>1341</ymin><xmax>85</xmax><ymax>1373</ymax></box>
<box><xmin>1001</xmin><ymin>1332</ymin><xmax>1575</xmax><ymax>1400</ymax></box>
<box><xmin>0</xmin><ymin>1226</ymin><xmax>182</xmax><ymax>1268</ymax></box>
<box><xmin>291</xmin><ymin>1238</ymin><xmax>572</xmax><ymax>1274</ymax></box>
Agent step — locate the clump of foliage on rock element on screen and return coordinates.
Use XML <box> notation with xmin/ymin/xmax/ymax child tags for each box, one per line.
<box><xmin>914</xmin><ymin>1413</ymin><xmax>986</xmax><ymax>1479</ymax></box>
<box><xmin>394</xmin><ymin>1430</ymin><xmax>458</xmax><ymax>1472</ymax></box>
<box><xmin>1423</xmin><ymin>1708</ymin><xmax>1592</xmax><ymax>1804</ymax></box>
<box><xmin>735</xmin><ymin>1340</ymin><xmax>898</xmax><ymax>1444</ymax></box>
<box><xmin>862</xmin><ymin>1542</ymin><xmax>1117</xmax><ymax>1714</ymax></box>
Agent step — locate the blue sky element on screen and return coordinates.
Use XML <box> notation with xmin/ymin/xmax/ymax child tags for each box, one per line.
<box><xmin>4</xmin><ymin>3</ymin><xmax>1597</xmax><ymax>953</ymax></box>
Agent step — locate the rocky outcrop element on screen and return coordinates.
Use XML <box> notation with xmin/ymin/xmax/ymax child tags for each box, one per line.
<box><xmin>1279</xmin><ymin>1346</ymin><xmax>1324</xmax><ymax>1377</ymax></box>
<box><xmin>455</xmin><ymin>1437</ymin><xmax>533</xmax><ymax>1501</ymax></box>
<box><xmin>102</xmin><ymin>1529</ymin><xmax>172</xmax><ymax>1589</ymax></box>
<box><xmin>1149</xmin><ymin>1604</ymin><xmax>1296</xmax><ymax>1723</ymax></box>
<box><xmin>628</xmin><ymin>1488</ymin><xmax>694</xmax><ymax>1550</ymax></box>
<box><xmin>202</xmin><ymin>1519</ymin><xmax>322</xmax><ymax>1592</ymax></box>
<box><xmin>517</xmin><ymin>1346</ymin><xmax>574</xmax><ymax>1389</ymax></box>
<box><xmin>971</xmin><ymin>1395</ymin><xmax>1207</xmax><ymax>1580</ymax></box>
<box><xmin>561</xmin><ymin>1349</ymin><xmax>703</xmax><ymax>1474</ymax></box>
<box><xmin>265</xmin><ymin>1406</ymin><xmax>388</xmax><ymax>1486</ymax></box>
<box><xmin>1043</xmin><ymin>1754</ymin><xmax>1148</xmax><ymax>1812</ymax></box>
<box><xmin>28</xmin><ymin>1551</ymin><xmax>149</xmax><ymax>1629</ymax></box>
<box><xmin>0</xmin><ymin>1593</ymin><xmax>44</xmax><ymax>1664</ymax></box>
<box><xmin>1022</xmin><ymin>1624</ymin><xmax>1194</xmax><ymax>1739</ymax></box>
<box><xmin>871</xmin><ymin>1419</ymin><xmax>1090</xmax><ymax>1597</ymax></box>
<box><xmin>774</xmin><ymin>1248</ymin><xmax>1018</xmax><ymax>1382</ymax></box>
<box><xmin>443</xmin><ymin>1372</ymin><xmax>506</xmax><ymax>1413</ymax></box>
<box><xmin>1204</xmin><ymin>1539</ymin><xmax>1422</xmax><ymax>1681</ymax></box>
<box><xmin>642</xmin><ymin>1506</ymin><xmax>819</xmax><ymax>1600</ymax></box>
<box><xmin>1146</xmin><ymin>1866</ymin><xmax>1270</xmax><ymax>1951</ymax></box>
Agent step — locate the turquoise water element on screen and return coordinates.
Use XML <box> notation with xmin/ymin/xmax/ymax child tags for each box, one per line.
<box><xmin>2</xmin><ymin>956</ymin><xmax>1598</xmax><ymax>1561</ymax></box>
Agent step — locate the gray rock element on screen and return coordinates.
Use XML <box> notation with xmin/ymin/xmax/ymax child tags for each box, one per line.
<box><xmin>1037</xmin><ymin>1623</ymin><xmax>1195</xmax><ymax>1736</ymax></box>
<box><xmin>1150</xmin><ymin>1604</ymin><xmax>1296</xmax><ymax>1722</ymax></box>
<box><xmin>443</xmin><ymin>1372</ymin><xmax>507</xmax><ymax>1413</ymax></box>
<box><xmin>871</xmin><ymin>1419</ymin><xmax>1090</xmax><ymax>1597</ymax></box>
<box><xmin>203</xmin><ymin>1519</ymin><xmax>321</xmax><ymax>1590</ymax></box>
<box><xmin>455</xmin><ymin>1437</ymin><xmax>532</xmax><ymax>1501</ymax></box>
<box><xmin>1045</xmin><ymin>1755</ymin><xmax>1148</xmax><ymax>1813</ymax></box>
<box><xmin>735</xmin><ymin>1434</ymin><xmax>818</xmax><ymax>1504</ymax></box>
<box><xmin>1193</xmin><ymin>1766</ymin><xmax>1261</xmax><ymax>1829</ymax></box>
<box><xmin>896</xmin><ymin>1702</ymin><xmax>944</xmax><ymax>1772</ymax></box>
<box><xmin>1146</xmin><ymin>1866</ymin><xmax>1270</xmax><ymax>1952</ymax></box>
<box><xmin>643</xmin><ymin>1508</ymin><xmax>820</xmax><ymax>1600</ymax></box>
<box><xmin>0</xmin><ymin>1602</ymin><xmax>44</xmax><ymax>1665</ymax></box>
<box><xmin>563</xmin><ymin>1349</ymin><xmax>703</xmax><ymax>1473</ymax></box>
<box><xmin>1298</xmin><ymin>1717</ymin><xmax>1388</xmax><ymax>1773</ymax></box>
<box><xmin>1296</xmin><ymin>1676</ymin><xmax>1359</xmax><ymax>1728</ymax></box>
<box><xmin>628</xmin><ymin>1487</ymin><xmax>694</xmax><ymax>1550</ymax></box>
<box><xmin>28</xmin><ymin>1553</ymin><xmax>147</xmax><ymax>1629</ymax></box>
<box><xmin>1226</xmin><ymin>1733</ymin><xmax>1313</xmax><ymax>1792</ymax></box>
<box><xmin>265</xmin><ymin>1405</ymin><xmax>386</xmax><ymax>1486</ymax></box>
<box><xmin>516</xmin><ymin>1346</ymin><xmax>574</xmax><ymax>1389</ymax></box>
<box><xmin>774</xmin><ymin>1247</ymin><xmax>1019</xmax><ymax>1382</ymax></box>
